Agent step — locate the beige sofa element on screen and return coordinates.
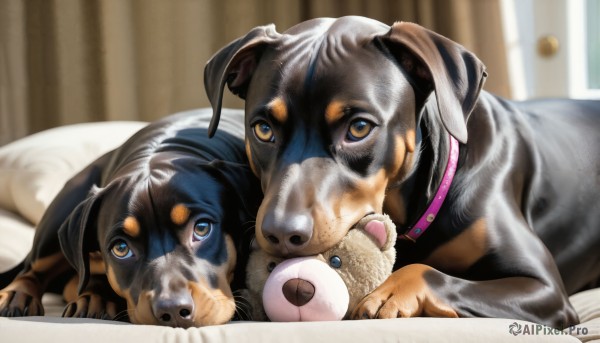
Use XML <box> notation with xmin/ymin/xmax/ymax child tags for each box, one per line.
<box><xmin>0</xmin><ymin>110</ymin><xmax>598</xmax><ymax>342</ymax></box>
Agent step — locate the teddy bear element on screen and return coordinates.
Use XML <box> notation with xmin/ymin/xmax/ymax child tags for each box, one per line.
<box><xmin>243</xmin><ymin>213</ymin><xmax>397</xmax><ymax>321</ymax></box>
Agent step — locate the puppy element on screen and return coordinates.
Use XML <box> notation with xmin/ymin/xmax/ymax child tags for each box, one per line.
<box><xmin>0</xmin><ymin>109</ymin><xmax>261</xmax><ymax>328</ymax></box>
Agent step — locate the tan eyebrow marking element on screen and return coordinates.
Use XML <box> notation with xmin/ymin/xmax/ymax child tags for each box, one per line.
<box><xmin>325</xmin><ymin>101</ymin><xmax>346</xmax><ymax>125</ymax></box>
<box><xmin>123</xmin><ymin>216</ymin><xmax>141</xmax><ymax>238</ymax></box>
<box><xmin>269</xmin><ymin>97</ymin><xmax>288</xmax><ymax>123</ymax></box>
<box><xmin>171</xmin><ymin>204</ymin><xmax>191</xmax><ymax>226</ymax></box>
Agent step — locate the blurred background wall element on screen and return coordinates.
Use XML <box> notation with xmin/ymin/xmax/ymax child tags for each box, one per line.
<box><xmin>0</xmin><ymin>0</ymin><xmax>511</xmax><ymax>145</ymax></box>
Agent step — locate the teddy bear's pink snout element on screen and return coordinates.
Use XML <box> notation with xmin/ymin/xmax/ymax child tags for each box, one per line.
<box><xmin>262</xmin><ymin>257</ymin><xmax>350</xmax><ymax>321</ymax></box>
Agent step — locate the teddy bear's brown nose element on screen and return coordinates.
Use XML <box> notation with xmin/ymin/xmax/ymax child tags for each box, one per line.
<box><xmin>282</xmin><ymin>278</ymin><xmax>315</xmax><ymax>306</ymax></box>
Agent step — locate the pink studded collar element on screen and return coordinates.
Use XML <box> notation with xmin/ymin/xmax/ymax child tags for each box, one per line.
<box><xmin>401</xmin><ymin>135</ymin><xmax>459</xmax><ymax>242</ymax></box>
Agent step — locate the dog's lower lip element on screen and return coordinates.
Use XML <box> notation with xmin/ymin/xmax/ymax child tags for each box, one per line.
<box><xmin>362</xmin><ymin>212</ymin><xmax>376</xmax><ymax>220</ymax></box>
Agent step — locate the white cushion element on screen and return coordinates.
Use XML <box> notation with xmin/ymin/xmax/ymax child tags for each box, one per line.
<box><xmin>568</xmin><ymin>288</ymin><xmax>600</xmax><ymax>342</ymax></box>
<box><xmin>0</xmin><ymin>317</ymin><xmax>581</xmax><ymax>343</ymax></box>
<box><xmin>0</xmin><ymin>121</ymin><xmax>147</xmax><ymax>226</ymax></box>
<box><xmin>0</xmin><ymin>208</ymin><xmax>35</xmax><ymax>272</ymax></box>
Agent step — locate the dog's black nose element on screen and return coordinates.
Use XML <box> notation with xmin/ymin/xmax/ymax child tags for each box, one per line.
<box><xmin>261</xmin><ymin>213</ymin><xmax>313</xmax><ymax>255</ymax></box>
<box><xmin>153</xmin><ymin>294</ymin><xmax>195</xmax><ymax>328</ymax></box>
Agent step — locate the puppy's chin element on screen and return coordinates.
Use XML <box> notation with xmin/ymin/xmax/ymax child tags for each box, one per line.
<box><xmin>189</xmin><ymin>281</ymin><xmax>237</xmax><ymax>326</ymax></box>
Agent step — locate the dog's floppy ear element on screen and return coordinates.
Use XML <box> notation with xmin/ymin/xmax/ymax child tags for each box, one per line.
<box><xmin>204</xmin><ymin>24</ymin><xmax>281</xmax><ymax>137</ymax></box>
<box><xmin>207</xmin><ymin>160</ymin><xmax>263</xmax><ymax>220</ymax></box>
<box><xmin>58</xmin><ymin>186</ymin><xmax>102</xmax><ymax>294</ymax></box>
<box><xmin>378</xmin><ymin>22</ymin><xmax>487</xmax><ymax>143</ymax></box>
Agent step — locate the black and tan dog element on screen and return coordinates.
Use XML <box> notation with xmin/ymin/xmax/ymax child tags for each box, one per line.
<box><xmin>204</xmin><ymin>16</ymin><xmax>600</xmax><ymax>328</ymax></box>
<box><xmin>0</xmin><ymin>109</ymin><xmax>261</xmax><ymax>327</ymax></box>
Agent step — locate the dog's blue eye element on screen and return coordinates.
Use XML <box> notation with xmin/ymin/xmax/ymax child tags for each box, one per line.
<box><xmin>347</xmin><ymin>119</ymin><xmax>373</xmax><ymax>141</ymax></box>
<box><xmin>111</xmin><ymin>240</ymin><xmax>133</xmax><ymax>259</ymax></box>
<box><xmin>253</xmin><ymin>121</ymin><xmax>275</xmax><ymax>143</ymax></box>
<box><xmin>329</xmin><ymin>255</ymin><xmax>342</xmax><ymax>269</ymax></box>
<box><xmin>193</xmin><ymin>219</ymin><xmax>212</xmax><ymax>241</ymax></box>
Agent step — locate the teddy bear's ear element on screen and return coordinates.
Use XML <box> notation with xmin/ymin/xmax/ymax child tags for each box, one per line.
<box><xmin>359</xmin><ymin>214</ymin><xmax>397</xmax><ymax>251</ymax></box>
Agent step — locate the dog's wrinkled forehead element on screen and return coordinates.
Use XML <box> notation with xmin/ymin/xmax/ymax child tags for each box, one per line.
<box><xmin>246</xmin><ymin>17</ymin><xmax>399</xmax><ymax>123</ymax></box>
<box><xmin>261</xmin><ymin>17</ymin><xmax>389</xmax><ymax>88</ymax></box>
<box><xmin>282</xmin><ymin>16</ymin><xmax>388</xmax><ymax>47</ymax></box>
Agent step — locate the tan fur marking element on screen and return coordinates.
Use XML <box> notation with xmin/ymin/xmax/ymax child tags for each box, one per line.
<box><xmin>424</xmin><ymin>218</ymin><xmax>488</xmax><ymax>273</ymax></box>
<box><xmin>383</xmin><ymin>188</ymin><xmax>407</xmax><ymax>226</ymax></box>
<box><xmin>390</xmin><ymin>135</ymin><xmax>407</xmax><ymax>176</ymax></box>
<box><xmin>382</xmin><ymin>131</ymin><xmax>418</xmax><ymax>224</ymax></box>
<box><xmin>269</xmin><ymin>98</ymin><xmax>288</xmax><ymax>123</ymax></box>
<box><xmin>245</xmin><ymin>139</ymin><xmax>259</xmax><ymax>177</ymax></box>
<box><xmin>189</xmin><ymin>279</ymin><xmax>235</xmax><ymax>326</ymax></box>
<box><xmin>1</xmin><ymin>253</ymin><xmax>70</xmax><ymax>312</ymax></box>
<box><xmin>123</xmin><ymin>216</ymin><xmax>141</xmax><ymax>238</ymax></box>
<box><xmin>63</xmin><ymin>275</ymin><xmax>79</xmax><ymax>302</ymax></box>
<box><xmin>106</xmin><ymin>265</ymin><xmax>126</xmax><ymax>299</ymax></box>
<box><xmin>89</xmin><ymin>251</ymin><xmax>106</xmax><ymax>275</ymax></box>
<box><xmin>0</xmin><ymin>273</ymin><xmax>45</xmax><ymax>314</ymax></box>
<box><xmin>325</xmin><ymin>101</ymin><xmax>345</xmax><ymax>125</ymax></box>
<box><xmin>30</xmin><ymin>253</ymin><xmax>65</xmax><ymax>273</ymax></box>
<box><xmin>387</xmin><ymin>132</ymin><xmax>418</xmax><ymax>186</ymax></box>
<box><xmin>352</xmin><ymin>263</ymin><xmax>458</xmax><ymax>319</ymax></box>
<box><xmin>405</xmin><ymin>129</ymin><xmax>416</xmax><ymax>153</ymax></box>
<box><xmin>129</xmin><ymin>290</ymin><xmax>155</xmax><ymax>325</ymax></box>
<box><xmin>170</xmin><ymin>204</ymin><xmax>191</xmax><ymax>226</ymax></box>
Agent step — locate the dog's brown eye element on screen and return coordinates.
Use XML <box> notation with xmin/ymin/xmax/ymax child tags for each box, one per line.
<box><xmin>347</xmin><ymin>119</ymin><xmax>373</xmax><ymax>141</ymax></box>
<box><xmin>253</xmin><ymin>121</ymin><xmax>274</xmax><ymax>142</ymax></box>
<box><xmin>267</xmin><ymin>262</ymin><xmax>277</xmax><ymax>272</ymax></box>
<box><xmin>193</xmin><ymin>219</ymin><xmax>212</xmax><ymax>241</ymax></box>
<box><xmin>111</xmin><ymin>240</ymin><xmax>133</xmax><ymax>259</ymax></box>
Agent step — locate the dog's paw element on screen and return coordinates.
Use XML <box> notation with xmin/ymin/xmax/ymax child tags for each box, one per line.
<box><xmin>0</xmin><ymin>290</ymin><xmax>44</xmax><ymax>317</ymax></box>
<box><xmin>62</xmin><ymin>292</ymin><xmax>125</xmax><ymax>320</ymax></box>
<box><xmin>350</xmin><ymin>264</ymin><xmax>458</xmax><ymax>319</ymax></box>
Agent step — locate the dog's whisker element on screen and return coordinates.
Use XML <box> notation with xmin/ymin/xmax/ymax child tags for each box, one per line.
<box><xmin>234</xmin><ymin>302</ymin><xmax>252</xmax><ymax>320</ymax></box>
<box><xmin>112</xmin><ymin>308</ymin><xmax>134</xmax><ymax>322</ymax></box>
<box><xmin>232</xmin><ymin>291</ymin><xmax>253</xmax><ymax>320</ymax></box>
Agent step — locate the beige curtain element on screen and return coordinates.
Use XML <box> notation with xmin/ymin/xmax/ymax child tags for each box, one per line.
<box><xmin>0</xmin><ymin>0</ymin><xmax>509</xmax><ymax>146</ymax></box>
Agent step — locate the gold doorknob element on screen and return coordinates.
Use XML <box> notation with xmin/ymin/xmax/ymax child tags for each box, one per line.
<box><xmin>537</xmin><ymin>35</ymin><xmax>559</xmax><ymax>58</ymax></box>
